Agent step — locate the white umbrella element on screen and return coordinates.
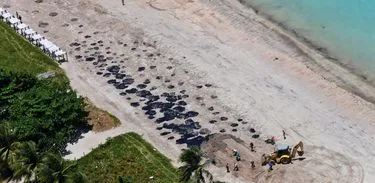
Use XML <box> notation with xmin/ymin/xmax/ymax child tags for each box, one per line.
<box><xmin>2</xmin><ymin>12</ymin><xmax>12</xmax><ymax>20</ymax></box>
<box><xmin>31</xmin><ymin>34</ymin><xmax>42</xmax><ymax>41</ymax></box>
<box><xmin>55</xmin><ymin>50</ymin><xmax>66</xmax><ymax>61</ymax></box>
<box><xmin>16</xmin><ymin>23</ymin><xmax>28</xmax><ymax>30</ymax></box>
<box><xmin>48</xmin><ymin>44</ymin><xmax>59</xmax><ymax>53</ymax></box>
<box><xmin>8</xmin><ymin>17</ymin><xmax>20</xmax><ymax>25</ymax></box>
<box><xmin>39</xmin><ymin>39</ymin><xmax>50</xmax><ymax>46</ymax></box>
<box><xmin>40</xmin><ymin>39</ymin><xmax>53</xmax><ymax>49</ymax></box>
<box><xmin>55</xmin><ymin>50</ymin><xmax>65</xmax><ymax>56</ymax></box>
<box><xmin>16</xmin><ymin>23</ymin><xmax>28</xmax><ymax>34</ymax></box>
<box><xmin>24</xmin><ymin>28</ymin><xmax>36</xmax><ymax>36</ymax></box>
<box><xmin>30</xmin><ymin>34</ymin><xmax>42</xmax><ymax>45</ymax></box>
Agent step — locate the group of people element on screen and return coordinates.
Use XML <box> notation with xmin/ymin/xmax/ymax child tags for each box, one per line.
<box><xmin>225</xmin><ymin>142</ymin><xmax>257</xmax><ymax>173</ymax></box>
<box><xmin>225</xmin><ymin>130</ymin><xmax>288</xmax><ymax>173</ymax></box>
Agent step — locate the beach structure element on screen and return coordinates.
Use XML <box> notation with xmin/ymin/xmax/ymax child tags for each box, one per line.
<box><xmin>31</xmin><ymin>33</ymin><xmax>42</xmax><ymax>44</ymax></box>
<box><xmin>0</xmin><ymin>8</ymin><xmax>67</xmax><ymax>62</ymax></box>
<box><xmin>8</xmin><ymin>17</ymin><xmax>20</xmax><ymax>27</ymax></box>
<box><xmin>1</xmin><ymin>12</ymin><xmax>12</xmax><ymax>21</ymax></box>
<box><xmin>54</xmin><ymin>50</ymin><xmax>67</xmax><ymax>61</ymax></box>
<box><xmin>16</xmin><ymin>23</ymin><xmax>28</xmax><ymax>33</ymax></box>
<box><xmin>23</xmin><ymin>28</ymin><xmax>35</xmax><ymax>38</ymax></box>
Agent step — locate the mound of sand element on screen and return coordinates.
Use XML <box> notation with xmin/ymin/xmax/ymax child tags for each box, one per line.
<box><xmin>202</xmin><ymin>134</ymin><xmax>363</xmax><ymax>183</ymax></box>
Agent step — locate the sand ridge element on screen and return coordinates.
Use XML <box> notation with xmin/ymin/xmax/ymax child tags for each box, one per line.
<box><xmin>2</xmin><ymin>0</ymin><xmax>375</xmax><ymax>182</ymax></box>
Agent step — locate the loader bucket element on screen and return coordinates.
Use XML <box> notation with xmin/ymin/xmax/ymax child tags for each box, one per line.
<box><xmin>297</xmin><ymin>150</ymin><xmax>304</xmax><ymax>156</ymax></box>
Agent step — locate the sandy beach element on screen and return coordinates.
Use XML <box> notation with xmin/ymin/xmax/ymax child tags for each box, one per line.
<box><xmin>2</xmin><ymin>0</ymin><xmax>375</xmax><ymax>182</ymax></box>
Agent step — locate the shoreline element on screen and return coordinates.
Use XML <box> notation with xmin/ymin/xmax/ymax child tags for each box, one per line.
<box><xmin>237</xmin><ymin>0</ymin><xmax>375</xmax><ymax>105</ymax></box>
<box><xmin>3</xmin><ymin>0</ymin><xmax>375</xmax><ymax>182</ymax></box>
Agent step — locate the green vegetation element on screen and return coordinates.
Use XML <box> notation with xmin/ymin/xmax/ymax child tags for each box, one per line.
<box><xmin>178</xmin><ymin>147</ymin><xmax>212</xmax><ymax>183</ymax></box>
<box><xmin>77</xmin><ymin>133</ymin><xmax>179</xmax><ymax>183</ymax></box>
<box><xmin>0</xmin><ymin>16</ymin><xmax>193</xmax><ymax>183</ymax></box>
<box><xmin>0</xmin><ymin>21</ymin><xmax>67</xmax><ymax>85</ymax></box>
<box><xmin>84</xmin><ymin>98</ymin><xmax>121</xmax><ymax>132</ymax></box>
<box><xmin>0</xmin><ymin>21</ymin><xmax>87</xmax><ymax>182</ymax></box>
<box><xmin>108</xmin><ymin>112</ymin><xmax>121</xmax><ymax>126</ymax></box>
<box><xmin>0</xmin><ymin>70</ymin><xmax>88</xmax><ymax>182</ymax></box>
<box><xmin>0</xmin><ymin>70</ymin><xmax>87</xmax><ymax>153</ymax></box>
<box><xmin>0</xmin><ymin>126</ymin><xmax>86</xmax><ymax>182</ymax></box>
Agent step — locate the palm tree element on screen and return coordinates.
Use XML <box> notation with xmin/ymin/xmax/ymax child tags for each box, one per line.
<box><xmin>37</xmin><ymin>153</ymin><xmax>87</xmax><ymax>183</ymax></box>
<box><xmin>0</xmin><ymin>123</ymin><xmax>19</xmax><ymax>164</ymax></box>
<box><xmin>178</xmin><ymin>147</ymin><xmax>212</xmax><ymax>183</ymax></box>
<box><xmin>0</xmin><ymin>123</ymin><xmax>19</xmax><ymax>179</ymax></box>
<box><xmin>10</xmin><ymin>141</ymin><xmax>41</xmax><ymax>181</ymax></box>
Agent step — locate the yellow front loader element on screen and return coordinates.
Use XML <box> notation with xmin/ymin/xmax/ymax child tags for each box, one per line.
<box><xmin>261</xmin><ymin>141</ymin><xmax>304</xmax><ymax>165</ymax></box>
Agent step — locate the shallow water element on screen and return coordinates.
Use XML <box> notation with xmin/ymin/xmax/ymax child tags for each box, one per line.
<box><xmin>246</xmin><ymin>0</ymin><xmax>375</xmax><ymax>80</ymax></box>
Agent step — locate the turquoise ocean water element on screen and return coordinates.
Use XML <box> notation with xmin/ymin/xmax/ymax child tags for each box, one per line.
<box><xmin>246</xmin><ymin>0</ymin><xmax>375</xmax><ymax>81</ymax></box>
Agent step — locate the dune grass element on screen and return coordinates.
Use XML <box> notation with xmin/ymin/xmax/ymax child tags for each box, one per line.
<box><xmin>0</xmin><ymin>21</ymin><xmax>67</xmax><ymax>85</ymax></box>
<box><xmin>84</xmin><ymin>98</ymin><xmax>121</xmax><ymax>132</ymax></box>
<box><xmin>77</xmin><ymin>133</ymin><xmax>179</xmax><ymax>183</ymax></box>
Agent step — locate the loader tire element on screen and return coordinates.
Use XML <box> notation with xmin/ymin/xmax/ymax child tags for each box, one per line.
<box><xmin>280</xmin><ymin>157</ymin><xmax>291</xmax><ymax>164</ymax></box>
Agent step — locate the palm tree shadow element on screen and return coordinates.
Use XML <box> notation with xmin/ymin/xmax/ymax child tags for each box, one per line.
<box><xmin>161</xmin><ymin>121</ymin><xmax>206</xmax><ymax>147</ymax></box>
<box><xmin>176</xmin><ymin>135</ymin><xmax>206</xmax><ymax>147</ymax></box>
<box><xmin>62</xmin><ymin>123</ymin><xmax>92</xmax><ymax>156</ymax></box>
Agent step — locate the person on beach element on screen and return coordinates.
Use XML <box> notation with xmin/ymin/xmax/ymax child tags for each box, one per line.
<box><xmin>232</xmin><ymin>149</ymin><xmax>238</xmax><ymax>156</ymax></box>
<box><xmin>282</xmin><ymin>130</ymin><xmax>286</xmax><ymax>140</ymax></box>
<box><xmin>15</xmin><ymin>12</ymin><xmax>22</xmax><ymax>21</ymax></box>
<box><xmin>121</xmin><ymin>0</ymin><xmax>125</xmax><ymax>6</ymax></box>
<box><xmin>236</xmin><ymin>152</ymin><xmax>241</xmax><ymax>161</ymax></box>
<box><xmin>226</xmin><ymin>163</ymin><xmax>230</xmax><ymax>173</ymax></box>
<box><xmin>250</xmin><ymin>142</ymin><xmax>255</xmax><ymax>152</ymax></box>
<box><xmin>251</xmin><ymin>161</ymin><xmax>255</xmax><ymax>169</ymax></box>
<box><xmin>234</xmin><ymin>162</ymin><xmax>239</xmax><ymax>171</ymax></box>
<box><xmin>271</xmin><ymin>136</ymin><xmax>276</xmax><ymax>144</ymax></box>
<box><xmin>268</xmin><ymin>161</ymin><xmax>273</xmax><ymax>172</ymax></box>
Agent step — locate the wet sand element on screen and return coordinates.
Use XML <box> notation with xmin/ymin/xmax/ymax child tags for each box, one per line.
<box><xmin>2</xmin><ymin>0</ymin><xmax>375</xmax><ymax>182</ymax></box>
<box><xmin>238</xmin><ymin>0</ymin><xmax>375</xmax><ymax>105</ymax></box>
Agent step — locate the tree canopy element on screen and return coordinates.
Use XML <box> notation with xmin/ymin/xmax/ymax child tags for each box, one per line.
<box><xmin>178</xmin><ymin>147</ymin><xmax>213</xmax><ymax>183</ymax></box>
<box><xmin>0</xmin><ymin>69</ymin><xmax>88</xmax><ymax>153</ymax></box>
<box><xmin>0</xmin><ymin>69</ymin><xmax>89</xmax><ymax>181</ymax></box>
<box><xmin>0</xmin><ymin>22</ymin><xmax>88</xmax><ymax>182</ymax></box>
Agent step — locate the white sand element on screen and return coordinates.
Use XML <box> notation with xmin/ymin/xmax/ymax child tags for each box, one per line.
<box><xmin>2</xmin><ymin>0</ymin><xmax>375</xmax><ymax>182</ymax></box>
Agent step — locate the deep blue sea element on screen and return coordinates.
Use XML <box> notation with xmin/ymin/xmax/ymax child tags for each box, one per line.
<box><xmin>246</xmin><ymin>0</ymin><xmax>375</xmax><ymax>80</ymax></box>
